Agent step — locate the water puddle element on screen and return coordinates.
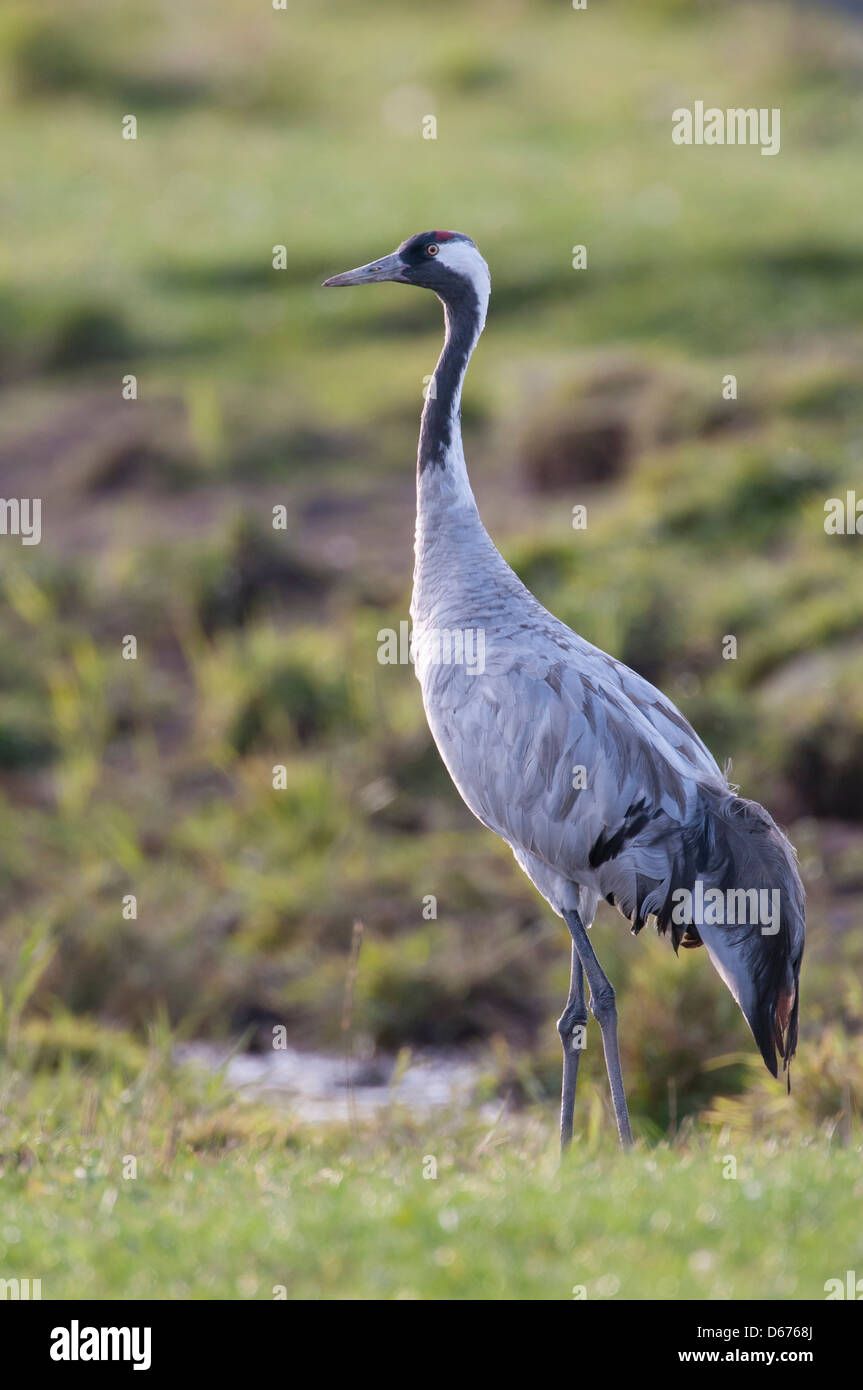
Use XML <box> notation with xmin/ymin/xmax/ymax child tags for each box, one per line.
<box><xmin>177</xmin><ymin>1042</ymin><xmax>482</xmax><ymax>1123</ymax></box>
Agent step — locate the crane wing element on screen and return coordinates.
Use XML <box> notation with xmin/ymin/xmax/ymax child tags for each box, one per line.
<box><xmin>418</xmin><ymin>630</ymin><xmax>722</xmax><ymax>886</ymax></box>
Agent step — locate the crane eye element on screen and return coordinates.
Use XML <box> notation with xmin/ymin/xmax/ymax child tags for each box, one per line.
<box><xmin>427</xmin><ymin>244</ymin><xmax>439</xmax><ymax>256</ymax></box>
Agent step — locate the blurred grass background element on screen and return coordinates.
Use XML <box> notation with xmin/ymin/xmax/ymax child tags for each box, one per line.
<box><xmin>0</xmin><ymin>0</ymin><xmax>862</xmax><ymax>1297</ymax></box>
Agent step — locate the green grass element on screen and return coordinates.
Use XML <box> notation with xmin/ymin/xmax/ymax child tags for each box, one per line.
<box><xmin>1</xmin><ymin>1039</ymin><xmax>860</xmax><ymax>1300</ymax></box>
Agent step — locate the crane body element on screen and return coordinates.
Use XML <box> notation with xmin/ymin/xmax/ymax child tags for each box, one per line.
<box><xmin>324</xmin><ymin>231</ymin><xmax>805</xmax><ymax>1149</ymax></box>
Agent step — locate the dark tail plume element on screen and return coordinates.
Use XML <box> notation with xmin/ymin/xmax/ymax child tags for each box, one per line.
<box><xmin>617</xmin><ymin>788</ymin><xmax>805</xmax><ymax>1080</ymax></box>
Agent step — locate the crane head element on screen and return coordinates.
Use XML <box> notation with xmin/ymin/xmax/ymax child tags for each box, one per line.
<box><xmin>323</xmin><ymin>230</ymin><xmax>490</xmax><ymax>308</ymax></box>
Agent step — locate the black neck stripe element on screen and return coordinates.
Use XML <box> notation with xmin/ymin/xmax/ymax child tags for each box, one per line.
<box><xmin>418</xmin><ymin>279</ymin><xmax>482</xmax><ymax>474</ymax></box>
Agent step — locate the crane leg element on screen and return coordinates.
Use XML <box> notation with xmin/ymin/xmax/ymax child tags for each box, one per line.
<box><xmin>563</xmin><ymin>908</ymin><xmax>633</xmax><ymax>1150</ymax></box>
<box><xmin>558</xmin><ymin>942</ymin><xmax>586</xmax><ymax>1153</ymax></box>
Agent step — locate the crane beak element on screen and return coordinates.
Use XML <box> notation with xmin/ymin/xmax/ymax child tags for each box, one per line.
<box><xmin>322</xmin><ymin>251</ymin><xmax>409</xmax><ymax>287</ymax></box>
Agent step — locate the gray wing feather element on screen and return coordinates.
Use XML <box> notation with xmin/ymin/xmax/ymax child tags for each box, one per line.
<box><xmin>420</xmin><ymin>633</ymin><xmax>722</xmax><ymax>878</ymax></box>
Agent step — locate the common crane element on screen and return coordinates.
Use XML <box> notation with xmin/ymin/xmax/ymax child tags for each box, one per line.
<box><xmin>323</xmin><ymin>230</ymin><xmax>804</xmax><ymax>1151</ymax></box>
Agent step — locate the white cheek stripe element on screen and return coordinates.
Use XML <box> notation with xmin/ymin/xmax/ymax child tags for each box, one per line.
<box><xmin>436</xmin><ymin>242</ymin><xmax>491</xmax><ymax>319</ymax></box>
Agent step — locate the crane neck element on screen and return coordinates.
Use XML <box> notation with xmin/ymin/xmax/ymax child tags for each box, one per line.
<box><xmin>416</xmin><ymin>282</ymin><xmax>488</xmax><ymax>517</ymax></box>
